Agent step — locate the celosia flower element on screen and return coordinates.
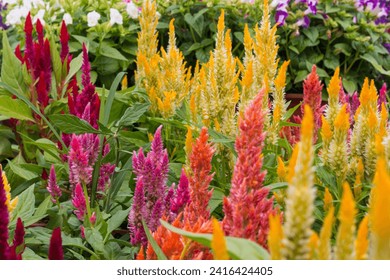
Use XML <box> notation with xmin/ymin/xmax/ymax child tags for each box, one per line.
<box><xmin>59</xmin><ymin>20</ymin><xmax>70</xmax><ymax>64</ymax></box>
<box><xmin>128</xmin><ymin>179</ymin><xmax>147</xmax><ymax>246</ymax></box>
<box><xmin>325</xmin><ymin>67</ymin><xmax>340</xmax><ymax>126</ymax></box>
<box><xmin>302</xmin><ymin>65</ymin><xmax>324</xmax><ymax>142</ymax></box>
<box><xmin>282</xmin><ymin>105</ymin><xmax>315</xmax><ymax>260</ymax></box>
<box><xmin>223</xmin><ymin>90</ymin><xmax>275</xmax><ymax>248</ymax></box>
<box><xmin>378</xmin><ymin>83</ymin><xmax>387</xmax><ymax>107</ymax></box>
<box><xmin>355</xmin><ymin>215</ymin><xmax>369</xmax><ymax>260</ymax></box>
<box><xmin>90</xmin><ymin>212</ymin><xmax>96</xmax><ymax>226</ymax></box>
<box><xmin>308</xmin><ymin>231</ymin><xmax>319</xmax><ymax>259</ymax></box>
<box><xmin>87</xmin><ymin>11</ymin><xmax>100</xmax><ymax>27</ymax></box>
<box><xmin>268</xmin><ymin>212</ymin><xmax>283</xmax><ymax>260</ymax></box>
<box><xmin>47</xmin><ymin>165</ymin><xmax>62</xmax><ymax>203</ymax></box>
<box><xmin>68</xmin><ymin>135</ymin><xmax>93</xmax><ymax>186</ymax></box>
<box><xmin>318</xmin><ymin>206</ymin><xmax>334</xmax><ymax>260</ymax></box>
<box><xmin>370</xmin><ymin>158</ymin><xmax>390</xmax><ymax>259</ymax></box>
<box><xmin>2</xmin><ymin>166</ymin><xmax>18</xmax><ymax>213</ymax></box>
<box><xmin>185</xmin><ymin>127</ymin><xmax>214</xmax><ymax>224</ymax></box>
<box><xmin>169</xmin><ymin>170</ymin><xmax>190</xmax><ymax>218</ymax></box>
<box><xmin>9</xmin><ymin>218</ymin><xmax>25</xmax><ymax>260</ymax></box>
<box><xmin>49</xmin><ymin>228</ymin><xmax>63</xmax><ymax>260</ymax></box>
<box><xmin>0</xmin><ymin>165</ymin><xmax>10</xmax><ymax>260</ymax></box>
<box><xmin>211</xmin><ymin>218</ymin><xmax>229</xmax><ymax>260</ymax></box>
<box><xmin>72</xmin><ymin>183</ymin><xmax>87</xmax><ymax>221</ymax></box>
<box><xmin>335</xmin><ymin>183</ymin><xmax>356</xmax><ymax>260</ymax></box>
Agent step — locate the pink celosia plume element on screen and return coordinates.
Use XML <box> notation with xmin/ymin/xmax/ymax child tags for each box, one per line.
<box><xmin>0</xmin><ymin>166</ymin><xmax>10</xmax><ymax>260</ymax></box>
<box><xmin>223</xmin><ymin>89</ymin><xmax>276</xmax><ymax>249</ymax></box>
<box><xmin>47</xmin><ymin>165</ymin><xmax>62</xmax><ymax>203</ymax></box>
<box><xmin>49</xmin><ymin>227</ymin><xmax>64</xmax><ymax>260</ymax></box>
<box><xmin>72</xmin><ymin>183</ymin><xmax>87</xmax><ymax>221</ymax></box>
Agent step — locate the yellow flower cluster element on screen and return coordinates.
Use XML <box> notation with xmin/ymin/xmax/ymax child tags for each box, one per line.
<box><xmin>1</xmin><ymin>165</ymin><xmax>18</xmax><ymax>214</ymax></box>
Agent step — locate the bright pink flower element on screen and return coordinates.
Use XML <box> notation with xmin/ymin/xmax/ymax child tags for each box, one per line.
<box><xmin>350</xmin><ymin>91</ymin><xmax>360</xmax><ymax>125</ymax></box>
<box><xmin>49</xmin><ymin>228</ymin><xmax>63</xmax><ymax>260</ymax></box>
<box><xmin>47</xmin><ymin>165</ymin><xmax>62</xmax><ymax>203</ymax></box>
<box><xmin>379</xmin><ymin>83</ymin><xmax>387</xmax><ymax>107</ymax></box>
<box><xmin>169</xmin><ymin>170</ymin><xmax>190</xmax><ymax>218</ymax></box>
<box><xmin>223</xmin><ymin>90</ymin><xmax>276</xmax><ymax>249</ymax></box>
<box><xmin>68</xmin><ymin>135</ymin><xmax>93</xmax><ymax>186</ymax></box>
<box><xmin>128</xmin><ymin>179</ymin><xmax>147</xmax><ymax>246</ymax></box>
<box><xmin>90</xmin><ymin>212</ymin><xmax>96</xmax><ymax>225</ymax></box>
<box><xmin>72</xmin><ymin>183</ymin><xmax>87</xmax><ymax>221</ymax></box>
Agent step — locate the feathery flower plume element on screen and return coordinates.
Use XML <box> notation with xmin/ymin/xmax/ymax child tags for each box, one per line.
<box><xmin>68</xmin><ymin>135</ymin><xmax>93</xmax><ymax>186</ymax></box>
<box><xmin>0</xmin><ymin>165</ymin><xmax>10</xmax><ymax>260</ymax></box>
<box><xmin>325</xmin><ymin>67</ymin><xmax>340</xmax><ymax>127</ymax></box>
<box><xmin>328</xmin><ymin>104</ymin><xmax>350</xmax><ymax>181</ymax></box>
<box><xmin>223</xmin><ymin>90</ymin><xmax>275</xmax><ymax>248</ymax></box>
<box><xmin>378</xmin><ymin>83</ymin><xmax>387</xmax><ymax>107</ymax></box>
<box><xmin>59</xmin><ymin>20</ymin><xmax>70</xmax><ymax>64</ymax></box>
<box><xmin>355</xmin><ymin>215</ymin><xmax>369</xmax><ymax>260</ymax></box>
<box><xmin>9</xmin><ymin>218</ymin><xmax>25</xmax><ymax>260</ymax></box>
<box><xmin>211</xmin><ymin>218</ymin><xmax>229</xmax><ymax>260</ymax></box>
<box><xmin>185</xmin><ymin>127</ymin><xmax>214</xmax><ymax>224</ymax></box>
<box><xmin>302</xmin><ymin>65</ymin><xmax>324</xmax><ymax>142</ymax></box>
<box><xmin>268</xmin><ymin>213</ymin><xmax>283</xmax><ymax>260</ymax></box>
<box><xmin>323</xmin><ymin>187</ymin><xmax>333</xmax><ymax>212</ymax></box>
<box><xmin>354</xmin><ymin>158</ymin><xmax>364</xmax><ymax>198</ymax></box>
<box><xmin>370</xmin><ymin>158</ymin><xmax>390</xmax><ymax>259</ymax></box>
<box><xmin>169</xmin><ymin>170</ymin><xmax>190</xmax><ymax>219</ymax></box>
<box><xmin>320</xmin><ymin>115</ymin><xmax>332</xmax><ymax>166</ymax></box>
<box><xmin>128</xmin><ymin>179</ymin><xmax>147</xmax><ymax>246</ymax></box>
<box><xmin>282</xmin><ymin>105</ymin><xmax>315</xmax><ymax>260</ymax></box>
<box><xmin>1</xmin><ymin>166</ymin><xmax>18</xmax><ymax>213</ymax></box>
<box><xmin>318</xmin><ymin>206</ymin><xmax>334</xmax><ymax>260</ymax></box>
<box><xmin>49</xmin><ymin>228</ymin><xmax>64</xmax><ymax>260</ymax></box>
<box><xmin>72</xmin><ymin>183</ymin><xmax>87</xmax><ymax>221</ymax></box>
<box><xmin>47</xmin><ymin>165</ymin><xmax>62</xmax><ymax>203</ymax></box>
<box><xmin>308</xmin><ymin>231</ymin><xmax>319</xmax><ymax>259</ymax></box>
<box><xmin>269</xmin><ymin>60</ymin><xmax>290</xmax><ymax>144</ymax></box>
<box><xmin>335</xmin><ymin>183</ymin><xmax>356</xmax><ymax>260</ymax></box>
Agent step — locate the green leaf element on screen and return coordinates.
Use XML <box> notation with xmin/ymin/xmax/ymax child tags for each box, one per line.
<box><xmin>10</xmin><ymin>185</ymin><xmax>35</xmax><ymax>224</ymax></box>
<box><xmin>160</xmin><ymin>220</ymin><xmax>269</xmax><ymax>260</ymax></box>
<box><xmin>100</xmin><ymin>45</ymin><xmax>128</xmax><ymax>61</ymax></box>
<box><xmin>302</xmin><ymin>28</ymin><xmax>319</xmax><ymax>44</ymax></box>
<box><xmin>117</xmin><ymin>103</ymin><xmax>150</xmax><ymax>127</ymax></box>
<box><xmin>107</xmin><ymin>209</ymin><xmax>131</xmax><ymax>236</ymax></box>
<box><xmin>50</xmin><ymin>114</ymin><xmax>101</xmax><ymax>134</ymax></box>
<box><xmin>209</xmin><ymin>188</ymin><xmax>224</xmax><ymax>213</ymax></box>
<box><xmin>102</xmin><ymin>72</ymin><xmax>126</xmax><ymax>127</ymax></box>
<box><xmin>1</xmin><ymin>32</ymin><xmax>25</xmax><ymax>94</ymax></box>
<box><xmin>360</xmin><ymin>54</ymin><xmax>390</xmax><ymax>76</ymax></box>
<box><xmin>7</xmin><ymin>160</ymin><xmax>38</xmax><ymax>180</ymax></box>
<box><xmin>294</xmin><ymin>70</ymin><xmax>309</xmax><ymax>83</ymax></box>
<box><xmin>283</xmin><ymin>103</ymin><xmax>301</xmax><ymax>121</ymax></box>
<box><xmin>0</xmin><ymin>95</ymin><xmax>34</xmax><ymax>121</ymax></box>
<box><xmin>65</xmin><ymin>52</ymin><xmax>83</xmax><ymax>84</ymax></box>
<box><xmin>142</xmin><ymin>220</ymin><xmax>167</xmax><ymax>260</ymax></box>
<box><xmin>85</xmin><ymin>227</ymin><xmax>105</xmax><ymax>255</ymax></box>
<box><xmin>50</xmin><ymin>36</ymin><xmax>63</xmax><ymax>89</ymax></box>
<box><xmin>333</xmin><ymin>43</ymin><xmax>352</xmax><ymax>56</ymax></box>
<box><xmin>266</xmin><ymin>182</ymin><xmax>288</xmax><ymax>191</ymax></box>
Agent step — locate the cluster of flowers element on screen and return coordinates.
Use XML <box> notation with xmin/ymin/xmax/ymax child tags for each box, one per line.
<box><xmin>272</xmin><ymin>0</ymin><xmax>318</xmax><ymax>27</ymax></box>
<box><xmin>355</xmin><ymin>0</ymin><xmax>390</xmax><ymax>24</ymax></box>
<box><xmin>0</xmin><ymin>0</ymin><xmax>141</xmax><ymax>29</ymax></box>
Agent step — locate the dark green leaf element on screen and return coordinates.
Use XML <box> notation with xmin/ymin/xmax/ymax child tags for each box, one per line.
<box><xmin>0</xmin><ymin>95</ymin><xmax>33</xmax><ymax>121</ymax></box>
<box><xmin>100</xmin><ymin>45</ymin><xmax>128</xmax><ymax>61</ymax></box>
<box><xmin>117</xmin><ymin>103</ymin><xmax>150</xmax><ymax>127</ymax></box>
<box><xmin>50</xmin><ymin>114</ymin><xmax>101</xmax><ymax>134</ymax></box>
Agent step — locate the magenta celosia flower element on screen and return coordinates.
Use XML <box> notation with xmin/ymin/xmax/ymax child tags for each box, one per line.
<box><xmin>223</xmin><ymin>89</ymin><xmax>276</xmax><ymax>249</ymax></box>
<box><xmin>301</xmin><ymin>65</ymin><xmax>324</xmax><ymax>142</ymax></box>
<box><xmin>90</xmin><ymin>212</ymin><xmax>96</xmax><ymax>225</ymax></box>
<box><xmin>49</xmin><ymin>228</ymin><xmax>63</xmax><ymax>260</ymax></box>
<box><xmin>68</xmin><ymin>135</ymin><xmax>94</xmax><ymax>186</ymax></box>
<box><xmin>0</xmin><ymin>166</ymin><xmax>10</xmax><ymax>260</ymax></box>
<box><xmin>378</xmin><ymin>83</ymin><xmax>387</xmax><ymax>107</ymax></box>
<box><xmin>60</xmin><ymin>20</ymin><xmax>70</xmax><ymax>64</ymax></box>
<box><xmin>47</xmin><ymin>165</ymin><xmax>62</xmax><ymax>203</ymax></box>
<box><xmin>169</xmin><ymin>169</ymin><xmax>190</xmax><ymax>218</ymax></box>
<box><xmin>128</xmin><ymin>179</ymin><xmax>147</xmax><ymax>246</ymax></box>
<box><xmin>72</xmin><ymin>183</ymin><xmax>87</xmax><ymax>221</ymax></box>
<box><xmin>9</xmin><ymin>218</ymin><xmax>25</xmax><ymax>260</ymax></box>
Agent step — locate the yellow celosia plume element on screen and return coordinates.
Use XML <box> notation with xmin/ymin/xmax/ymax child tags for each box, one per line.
<box><xmin>321</xmin><ymin>115</ymin><xmax>332</xmax><ymax>141</ymax></box>
<box><xmin>1</xmin><ymin>166</ymin><xmax>18</xmax><ymax>213</ymax></box>
<box><xmin>319</xmin><ymin>206</ymin><xmax>334</xmax><ymax>260</ymax></box>
<box><xmin>334</xmin><ymin>104</ymin><xmax>349</xmax><ymax>132</ymax></box>
<box><xmin>370</xmin><ymin>158</ymin><xmax>390</xmax><ymax>259</ymax></box>
<box><xmin>274</xmin><ymin>60</ymin><xmax>290</xmax><ymax>92</ymax></box>
<box><xmin>211</xmin><ymin>218</ymin><xmax>229</xmax><ymax>260</ymax></box>
<box><xmin>323</xmin><ymin>187</ymin><xmax>333</xmax><ymax>212</ymax></box>
<box><xmin>277</xmin><ymin>156</ymin><xmax>287</xmax><ymax>181</ymax></box>
<box><xmin>308</xmin><ymin>231</ymin><xmax>319</xmax><ymax>259</ymax></box>
<box><xmin>335</xmin><ymin>182</ymin><xmax>356</xmax><ymax>260</ymax></box>
<box><xmin>268</xmin><ymin>213</ymin><xmax>283</xmax><ymax>260</ymax></box>
<box><xmin>327</xmin><ymin>67</ymin><xmax>340</xmax><ymax>98</ymax></box>
<box><xmin>355</xmin><ymin>215</ymin><xmax>369</xmax><ymax>260</ymax></box>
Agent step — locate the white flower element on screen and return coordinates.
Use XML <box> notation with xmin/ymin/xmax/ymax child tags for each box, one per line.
<box><xmin>5</xmin><ymin>8</ymin><xmax>24</xmax><ymax>25</ymax></box>
<box><xmin>87</xmin><ymin>11</ymin><xmax>100</xmax><ymax>27</ymax></box>
<box><xmin>63</xmin><ymin>13</ymin><xmax>73</xmax><ymax>25</ymax></box>
<box><xmin>109</xmin><ymin>8</ymin><xmax>123</xmax><ymax>25</ymax></box>
<box><xmin>126</xmin><ymin>2</ymin><xmax>140</xmax><ymax>19</ymax></box>
<box><xmin>33</xmin><ymin>9</ymin><xmax>45</xmax><ymax>25</ymax></box>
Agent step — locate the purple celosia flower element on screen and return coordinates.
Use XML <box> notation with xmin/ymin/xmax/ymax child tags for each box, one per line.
<box><xmin>72</xmin><ymin>183</ymin><xmax>87</xmax><ymax>221</ymax></box>
<box><xmin>47</xmin><ymin>165</ymin><xmax>62</xmax><ymax>203</ymax></box>
<box><xmin>128</xmin><ymin>179</ymin><xmax>147</xmax><ymax>246</ymax></box>
<box><xmin>0</xmin><ymin>166</ymin><xmax>10</xmax><ymax>260</ymax></box>
<box><xmin>378</xmin><ymin>83</ymin><xmax>388</xmax><ymax>106</ymax></box>
<box><xmin>68</xmin><ymin>135</ymin><xmax>93</xmax><ymax>186</ymax></box>
<box><xmin>170</xmin><ymin>169</ymin><xmax>190</xmax><ymax>218</ymax></box>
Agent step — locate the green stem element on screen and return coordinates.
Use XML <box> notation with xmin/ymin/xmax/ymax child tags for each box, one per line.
<box><xmin>82</xmin><ymin>182</ymin><xmax>92</xmax><ymax>222</ymax></box>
